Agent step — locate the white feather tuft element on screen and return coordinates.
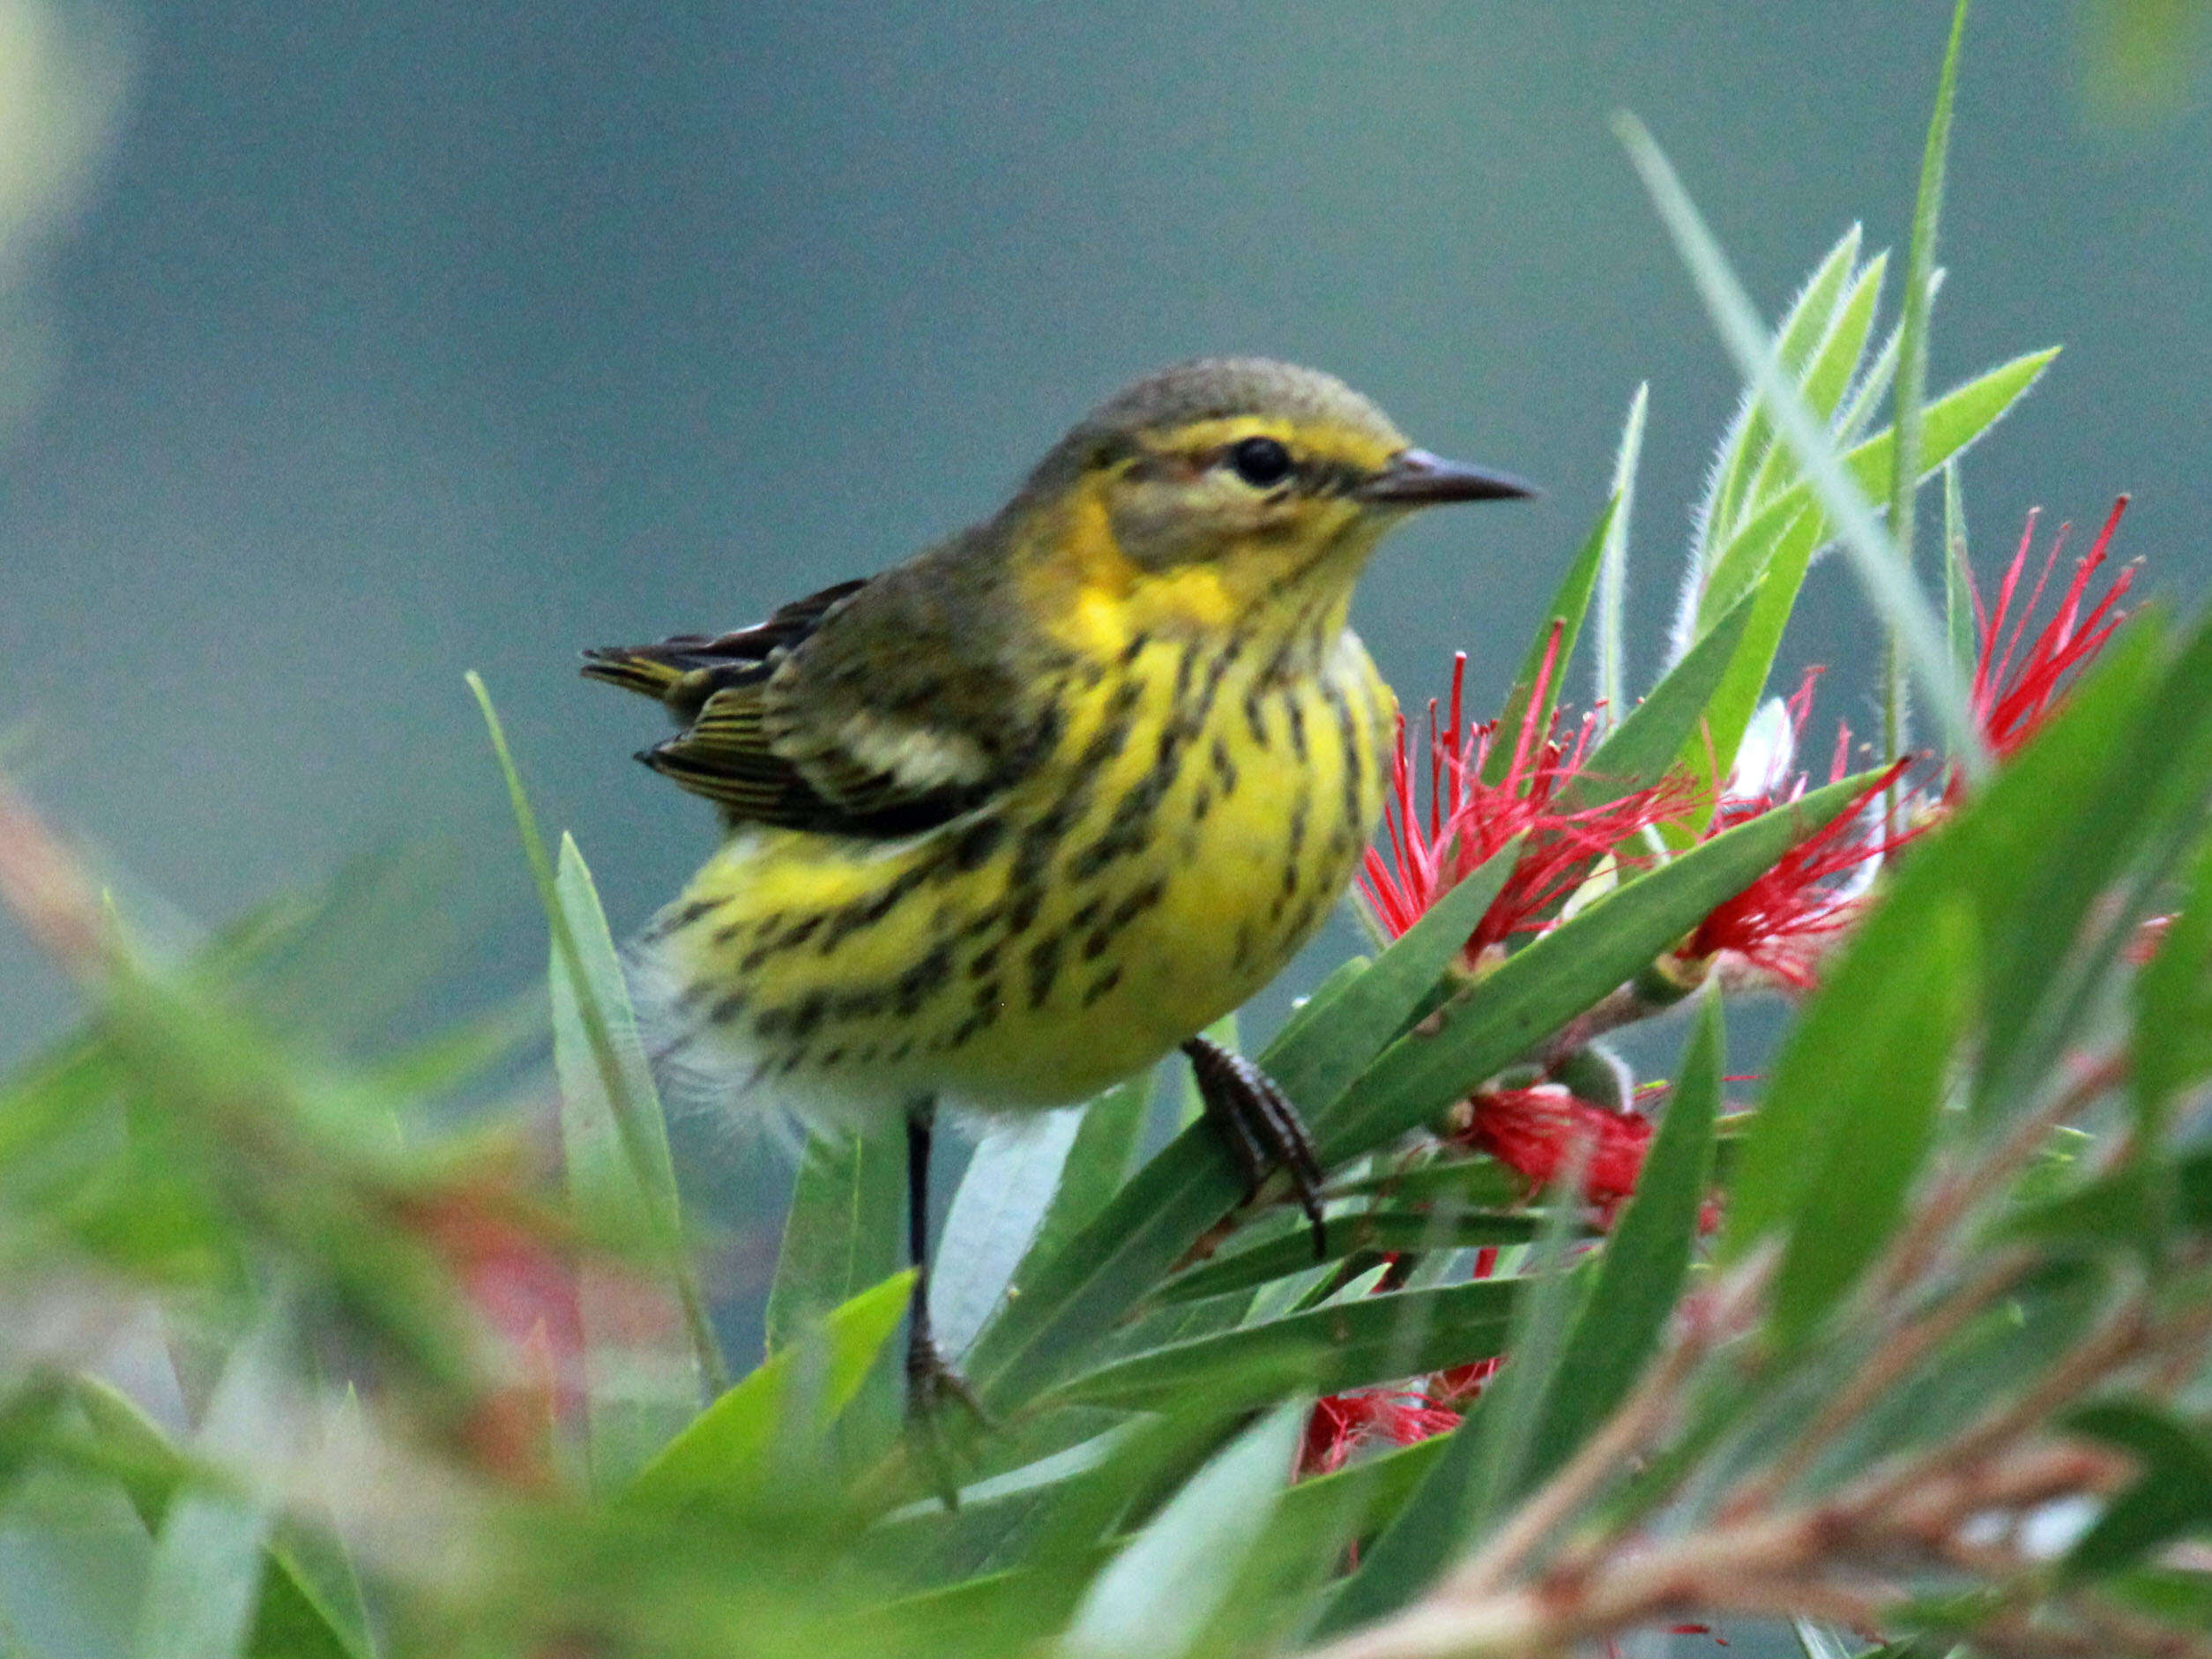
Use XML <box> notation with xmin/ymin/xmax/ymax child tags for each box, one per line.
<box><xmin>620</xmin><ymin>923</ymin><xmax>891</xmax><ymax>1162</ymax></box>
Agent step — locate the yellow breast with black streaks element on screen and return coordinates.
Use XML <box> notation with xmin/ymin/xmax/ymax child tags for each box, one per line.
<box><xmin>649</xmin><ymin>625</ymin><xmax>1394</xmax><ymax>1113</ymax></box>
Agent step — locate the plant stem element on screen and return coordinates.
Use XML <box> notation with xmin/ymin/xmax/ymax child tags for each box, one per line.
<box><xmin>1885</xmin><ymin>0</ymin><xmax>1970</xmax><ymax>834</ymax></box>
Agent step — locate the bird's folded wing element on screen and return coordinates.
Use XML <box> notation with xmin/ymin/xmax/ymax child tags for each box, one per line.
<box><xmin>584</xmin><ymin>570</ymin><xmax>1025</xmax><ymax>837</ymax></box>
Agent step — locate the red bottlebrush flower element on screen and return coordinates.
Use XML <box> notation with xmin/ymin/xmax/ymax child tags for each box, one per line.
<box><xmin>1299</xmin><ymin>1386</ymin><xmax>1463</xmax><ymax>1477</ymax></box>
<box><xmin>1430</xmin><ymin>1246</ymin><xmax>1505</xmax><ymax>1404</ymax></box>
<box><xmin>399</xmin><ymin>1179</ymin><xmax>584</xmax><ymax>1486</ymax></box>
<box><xmin>1431</xmin><ymin>1358</ymin><xmax>1501</xmax><ymax>1406</ymax></box>
<box><xmin>1686</xmin><ymin>758</ymin><xmax>1910</xmax><ymax>991</ymax></box>
<box><xmin>1456</xmin><ymin>1086</ymin><xmax>1653</xmax><ymax>1222</ymax></box>
<box><xmin>1361</xmin><ymin>629</ymin><xmax>1684</xmax><ymax>960</ymax></box>
<box><xmin>409</xmin><ymin>1186</ymin><xmax>583</xmax><ymax>1361</ymax></box>
<box><xmin>1677</xmin><ymin>670</ymin><xmax>1915</xmax><ymax>993</ymax></box>
<box><xmin>1970</xmin><ymin>498</ymin><xmax>2134</xmax><ymax>761</ymax></box>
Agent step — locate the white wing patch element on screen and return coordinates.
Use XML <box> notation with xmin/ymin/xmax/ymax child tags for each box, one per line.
<box><xmin>828</xmin><ymin>710</ymin><xmax>996</xmax><ymax>795</ymax></box>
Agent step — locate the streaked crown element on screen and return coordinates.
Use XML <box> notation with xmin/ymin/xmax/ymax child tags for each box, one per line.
<box><xmin>1007</xmin><ymin>357</ymin><xmax>1531</xmax><ymax>579</ymax></box>
<box><xmin>1017</xmin><ymin>358</ymin><xmax>1406</xmax><ymax>506</ymax></box>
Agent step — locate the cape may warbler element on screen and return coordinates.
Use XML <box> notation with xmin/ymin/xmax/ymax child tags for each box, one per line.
<box><xmin>586</xmin><ymin>358</ymin><xmax>1533</xmax><ymax>1412</ymax></box>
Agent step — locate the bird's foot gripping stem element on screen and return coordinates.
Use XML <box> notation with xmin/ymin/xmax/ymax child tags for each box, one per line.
<box><xmin>905</xmin><ymin>1324</ymin><xmax>987</xmax><ymax>1424</ymax></box>
<box><xmin>904</xmin><ymin>1296</ymin><xmax>988</xmax><ymax>1508</ymax></box>
<box><xmin>903</xmin><ymin>1099</ymin><xmax>988</xmax><ymax>1506</ymax></box>
<box><xmin>1182</xmin><ymin>1034</ymin><xmax>1329</xmax><ymax>1259</ymax></box>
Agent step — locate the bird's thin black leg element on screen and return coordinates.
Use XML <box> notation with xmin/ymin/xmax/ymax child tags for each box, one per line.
<box><xmin>1182</xmin><ymin>1036</ymin><xmax>1329</xmax><ymax>1259</ymax></box>
<box><xmin>903</xmin><ymin>1098</ymin><xmax>967</xmax><ymax>1400</ymax></box>
<box><xmin>902</xmin><ymin>1097</ymin><xmax>983</xmax><ymax>1502</ymax></box>
<box><xmin>906</xmin><ymin>1098</ymin><xmax>933</xmax><ymax>1329</ymax></box>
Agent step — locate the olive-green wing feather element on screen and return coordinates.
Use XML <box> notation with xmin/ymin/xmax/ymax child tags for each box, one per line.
<box><xmin>580</xmin><ymin>579</ymin><xmax>867</xmax><ymax>712</ymax></box>
<box><xmin>583</xmin><ymin>556</ymin><xmax>1044</xmax><ymax>837</ymax></box>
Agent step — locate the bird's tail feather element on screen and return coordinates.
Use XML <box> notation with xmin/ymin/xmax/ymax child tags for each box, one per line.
<box><xmin>580</xmin><ymin>645</ymin><xmax>693</xmax><ymax>702</ymax></box>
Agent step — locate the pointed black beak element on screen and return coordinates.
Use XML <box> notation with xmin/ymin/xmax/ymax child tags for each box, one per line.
<box><xmin>1354</xmin><ymin>448</ymin><xmax>1542</xmax><ymax>507</ymax></box>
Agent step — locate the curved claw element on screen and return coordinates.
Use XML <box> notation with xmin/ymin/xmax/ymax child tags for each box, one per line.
<box><xmin>1182</xmin><ymin>1035</ymin><xmax>1329</xmax><ymax>1260</ymax></box>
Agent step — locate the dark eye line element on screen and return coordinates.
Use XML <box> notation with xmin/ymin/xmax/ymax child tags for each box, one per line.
<box><xmin>1221</xmin><ymin>440</ymin><xmax>1368</xmax><ymax>499</ymax></box>
<box><xmin>1123</xmin><ymin>438</ymin><xmax>1367</xmax><ymax>497</ymax></box>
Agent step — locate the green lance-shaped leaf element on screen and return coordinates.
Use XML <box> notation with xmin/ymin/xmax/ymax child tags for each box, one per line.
<box><xmin>875</xmin><ymin>1408</ymin><xmax>1260</xmax><ymax>1602</ymax></box>
<box><xmin>1695</xmin><ymin>223</ymin><xmax>1863</xmax><ymax>572</ymax></box>
<box><xmin>1881</xmin><ymin>4</ymin><xmax>1967</xmax><ymax>792</ymax></box>
<box><xmin>1567</xmin><ymin>577</ymin><xmax>1761</xmax><ymax>814</ymax></box>
<box><xmin>550</xmin><ymin>835</ymin><xmax>710</xmax><ymax>1489</ymax></box>
<box><xmin>1617</xmin><ymin>115</ymin><xmax>1988</xmax><ymax>773</ymax></box>
<box><xmin>1976</xmin><ymin>608</ymin><xmax>2212</xmax><ymax>1122</ymax></box>
<box><xmin>1741</xmin><ymin>249</ymin><xmax>1890</xmax><ymax>518</ymax></box>
<box><xmin>1944</xmin><ymin>460</ymin><xmax>1975</xmax><ymax>688</ymax></box>
<box><xmin>767</xmin><ymin>1119</ymin><xmax>908</xmax><ymax>1457</ymax></box>
<box><xmin>2135</xmin><ymin>836</ymin><xmax>2212</xmax><ymax>1143</ymax></box>
<box><xmin>1155</xmin><ymin>1208</ymin><xmax>1544</xmax><ymax>1304</ymax></box>
<box><xmin>1530</xmin><ymin>992</ymin><xmax>1721</xmax><ymax>1476</ymax></box>
<box><xmin>1885</xmin><ymin>0</ymin><xmax>1972</xmax><ymax>745</ymax></box>
<box><xmin>2060</xmin><ymin>1399</ymin><xmax>2212</xmax><ymax>1581</ymax></box>
<box><xmin>879</xmin><ymin>1415</ymin><xmax>1459</xmax><ymax>1606</ymax></box>
<box><xmin>133</xmin><ymin>1313</ymin><xmax>285</xmax><ymax>1659</ymax></box>
<box><xmin>1752</xmin><ymin>895</ymin><xmax>1976</xmax><ymax>1349</ymax></box>
<box><xmin>968</xmin><ymin>1072</ymin><xmax>1152</xmax><ymax>1369</ymax></box>
<box><xmin>72</xmin><ymin>1378</ymin><xmax>367</xmax><ymax>1659</ymax></box>
<box><xmin>1697</xmin><ymin>485</ymin><xmax>1816</xmax><ymax>638</ymax></box>
<box><xmin>1483</xmin><ymin>498</ymin><xmax>1616</xmax><ymax>784</ymax></box>
<box><xmin>1061</xmin><ymin>1400</ymin><xmax>1308</xmax><ymax>1659</ymax></box>
<box><xmin>1694</xmin><ymin>347</ymin><xmax>2057</xmax><ymax>639</ymax></box>
<box><xmin>768</xmin><ymin>1135</ymin><xmax>905</xmax><ymax>1349</ymax></box>
<box><xmin>964</xmin><ymin>851</ymin><xmax>1517</xmax><ymax>1407</ymax></box>
<box><xmin>1326</xmin><ymin>1157</ymin><xmax>1527</xmax><ymax>1209</ymax></box>
<box><xmin>1046</xmin><ymin>1276</ymin><xmax>1517</xmax><ymax>1413</ymax></box>
<box><xmin>932</xmin><ymin>1107</ymin><xmax>1086</xmax><ymax>1358</ymax></box>
<box><xmin>1728</xmin><ymin>714</ymin><xmax>2080</xmax><ymax>1244</ymax></box>
<box><xmin>1034</xmin><ymin>1074</ymin><xmax>1150</xmax><ymax>1254</ymax></box>
<box><xmin>1269</xmin><ymin>954</ymin><xmax>1372</xmax><ymax>1058</ymax></box>
<box><xmin>1315</xmin><ymin>770</ymin><xmax>1883</xmax><ymax>1165</ymax></box>
<box><xmin>627</xmin><ymin>1268</ymin><xmax>913</xmax><ymax>1508</ymax></box>
<box><xmin>1321</xmin><ymin>1184</ymin><xmax>1592</xmax><ymax>1637</ymax></box>
<box><xmin>1594</xmin><ymin>383</ymin><xmax>1648</xmax><ymax>727</ymax></box>
<box><xmin>467</xmin><ymin>674</ymin><xmax>724</xmax><ymax>1407</ymax></box>
<box><xmin>1266</xmin><ymin>851</ymin><xmax>1518</xmax><ymax>1110</ymax></box>
<box><xmin>1836</xmin><ymin>294</ymin><xmax>1908</xmax><ymax>450</ymax></box>
<box><xmin>1672</xmin><ymin>506</ymin><xmax>1823</xmax><ymax>821</ymax></box>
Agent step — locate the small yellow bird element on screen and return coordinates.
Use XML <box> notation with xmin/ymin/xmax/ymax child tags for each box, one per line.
<box><xmin>585</xmin><ymin>358</ymin><xmax>1532</xmax><ymax>1411</ymax></box>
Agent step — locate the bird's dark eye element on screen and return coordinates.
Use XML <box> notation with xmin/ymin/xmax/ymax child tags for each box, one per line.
<box><xmin>1226</xmin><ymin>435</ymin><xmax>1294</xmax><ymax>488</ymax></box>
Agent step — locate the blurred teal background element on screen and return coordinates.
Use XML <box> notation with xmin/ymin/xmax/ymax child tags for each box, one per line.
<box><xmin>1</xmin><ymin>2</ymin><xmax>2206</xmax><ymax>1076</ymax></box>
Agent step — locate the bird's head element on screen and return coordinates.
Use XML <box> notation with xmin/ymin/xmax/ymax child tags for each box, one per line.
<box><xmin>1009</xmin><ymin>357</ymin><xmax>1536</xmax><ymax>639</ymax></box>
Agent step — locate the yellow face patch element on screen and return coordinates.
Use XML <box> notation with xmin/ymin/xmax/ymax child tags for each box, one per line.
<box><xmin>1009</xmin><ymin>412</ymin><xmax>1408</xmax><ymax>655</ymax></box>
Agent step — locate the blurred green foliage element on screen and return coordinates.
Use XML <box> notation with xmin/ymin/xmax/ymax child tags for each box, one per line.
<box><xmin>2082</xmin><ymin>0</ymin><xmax>2212</xmax><ymax>118</ymax></box>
